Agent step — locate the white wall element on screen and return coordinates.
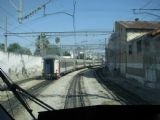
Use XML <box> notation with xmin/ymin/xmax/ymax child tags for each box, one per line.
<box><xmin>127</xmin><ymin>32</ymin><xmax>147</xmax><ymax>41</ymax></box>
<box><xmin>0</xmin><ymin>51</ymin><xmax>43</xmax><ymax>82</ymax></box>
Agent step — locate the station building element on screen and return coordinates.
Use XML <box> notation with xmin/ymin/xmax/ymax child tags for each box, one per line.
<box><xmin>107</xmin><ymin>21</ymin><xmax>160</xmax><ymax>88</ymax></box>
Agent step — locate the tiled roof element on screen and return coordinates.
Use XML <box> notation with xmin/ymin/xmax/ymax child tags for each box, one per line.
<box><xmin>131</xmin><ymin>29</ymin><xmax>160</xmax><ymax>41</ymax></box>
<box><xmin>147</xmin><ymin>29</ymin><xmax>160</xmax><ymax>37</ymax></box>
<box><xmin>118</xmin><ymin>21</ymin><xmax>160</xmax><ymax>29</ymax></box>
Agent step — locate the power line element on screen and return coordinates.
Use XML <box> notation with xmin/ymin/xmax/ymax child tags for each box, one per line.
<box><xmin>7</xmin><ymin>1</ymin><xmax>77</xmax><ymax>34</ymax></box>
<box><xmin>0</xmin><ymin>3</ymin><xmax>19</xmax><ymax>27</ymax></box>
<box><xmin>0</xmin><ymin>1</ymin><xmax>37</xmax><ymax>48</ymax></box>
<box><xmin>8</xmin><ymin>0</ymin><xmax>18</xmax><ymax>11</ymax></box>
<box><xmin>132</xmin><ymin>8</ymin><xmax>160</xmax><ymax>18</ymax></box>
<box><xmin>131</xmin><ymin>0</ymin><xmax>160</xmax><ymax>20</ymax></box>
<box><xmin>0</xmin><ymin>3</ymin><xmax>34</xmax><ymax>32</ymax></box>
<box><xmin>133</xmin><ymin>8</ymin><xmax>160</xmax><ymax>11</ymax></box>
<box><xmin>0</xmin><ymin>0</ymin><xmax>40</xmax><ymax>34</ymax></box>
<box><xmin>18</xmin><ymin>0</ymin><xmax>51</xmax><ymax>23</ymax></box>
<box><xmin>1</xmin><ymin>18</ymin><xmax>34</xmax><ymax>33</ymax></box>
<box><xmin>0</xmin><ymin>25</ymin><xmax>35</xmax><ymax>50</ymax></box>
<box><xmin>143</xmin><ymin>12</ymin><xmax>160</xmax><ymax>18</ymax></box>
<box><xmin>0</xmin><ymin>4</ymin><xmax>15</xmax><ymax>18</ymax></box>
<box><xmin>140</xmin><ymin>0</ymin><xmax>153</xmax><ymax>9</ymax></box>
<box><xmin>6</xmin><ymin>31</ymin><xmax>112</xmax><ymax>37</ymax></box>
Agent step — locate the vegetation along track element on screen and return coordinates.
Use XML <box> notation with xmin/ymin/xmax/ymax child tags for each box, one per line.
<box><xmin>1</xmin><ymin>80</ymin><xmax>53</xmax><ymax>114</ymax></box>
<box><xmin>64</xmin><ymin>70</ymin><xmax>87</xmax><ymax>109</ymax></box>
<box><xmin>95</xmin><ymin>68</ymin><xmax>149</xmax><ymax>105</ymax></box>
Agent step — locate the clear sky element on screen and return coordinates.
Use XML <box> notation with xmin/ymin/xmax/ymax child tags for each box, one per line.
<box><xmin>0</xmin><ymin>0</ymin><xmax>160</xmax><ymax>52</ymax></box>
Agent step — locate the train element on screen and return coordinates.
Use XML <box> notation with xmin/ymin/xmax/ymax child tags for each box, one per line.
<box><xmin>42</xmin><ymin>55</ymin><xmax>102</xmax><ymax>79</ymax></box>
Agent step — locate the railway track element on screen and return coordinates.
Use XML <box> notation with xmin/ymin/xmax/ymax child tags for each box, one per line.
<box><xmin>1</xmin><ymin>80</ymin><xmax>53</xmax><ymax>114</ymax></box>
<box><xmin>95</xmin><ymin>68</ymin><xmax>149</xmax><ymax>105</ymax></box>
<box><xmin>15</xmin><ymin>76</ymin><xmax>41</xmax><ymax>85</ymax></box>
<box><xmin>64</xmin><ymin>70</ymin><xmax>87</xmax><ymax>109</ymax></box>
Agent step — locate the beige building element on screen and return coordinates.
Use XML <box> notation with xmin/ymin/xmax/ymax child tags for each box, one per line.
<box><xmin>108</xmin><ymin>21</ymin><xmax>160</xmax><ymax>73</ymax></box>
<box><xmin>126</xmin><ymin>29</ymin><xmax>160</xmax><ymax>88</ymax></box>
<box><xmin>107</xmin><ymin>21</ymin><xmax>160</xmax><ymax>88</ymax></box>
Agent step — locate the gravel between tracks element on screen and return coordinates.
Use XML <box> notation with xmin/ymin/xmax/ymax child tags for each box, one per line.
<box><xmin>11</xmin><ymin>69</ymin><xmax>87</xmax><ymax>120</ymax></box>
<box><xmin>0</xmin><ymin>79</ymin><xmax>45</xmax><ymax>102</ymax></box>
<box><xmin>82</xmin><ymin>69</ymin><xmax>121</xmax><ymax>105</ymax></box>
<box><xmin>2</xmin><ymin>68</ymin><xmax>124</xmax><ymax>120</ymax></box>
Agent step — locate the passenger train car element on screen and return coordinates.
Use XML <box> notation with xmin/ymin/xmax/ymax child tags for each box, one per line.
<box><xmin>42</xmin><ymin>55</ymin><xmax>101</xmax><ymax>79</ymax></box>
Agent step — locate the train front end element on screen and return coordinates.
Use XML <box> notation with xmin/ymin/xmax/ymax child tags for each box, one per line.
<box><xmin>43</xmin><ymin>57</ymin><xmax>60</xmax><ymax>80</ymax></box>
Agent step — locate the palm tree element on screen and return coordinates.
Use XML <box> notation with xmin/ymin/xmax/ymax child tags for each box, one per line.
<box><xmin>34</xmin><ymin>33</ymin><xmax>50</xmax><ymax>56</ymax></box>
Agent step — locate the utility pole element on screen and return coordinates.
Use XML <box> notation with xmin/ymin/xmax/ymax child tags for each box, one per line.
<box><xmin>105</xmin><ymin>38</ymin><xmax>107</xmax><ymax>64</ymax></box>
<box><xmin>18</xmin><ymin>0</ymin><xmax>51</xmax><ymax>23</ymax></box>
<box><xmin>4</xmin><ymin>16</ymin><xmax>7</xmax><ymax>52</ymax></box>
<box><xmin>40</xmin><ymin>33</ymin><xmax>44</xmax><ymax>57</ymax></box>
<box><xmin>18</xmin><ymin>0</ymin><xmax>23</xmax><ymax>23</ymax></box>
<box><xmin>59</xmin><ymin>40</ymin><xmax>62</xmax><ymax>57</ymax></box>
<box><xmin>73</xmin><ymin>0</ymin><xmax>76</xmax><ymax>59</ymax></box>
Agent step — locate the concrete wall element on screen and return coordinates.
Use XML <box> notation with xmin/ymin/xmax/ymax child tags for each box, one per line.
<box><xmin>125</xmin><ymin>34</ymin><xmax>160</xmax><ymax>88</ymax></box>
<box><xmin>0</xmin><ymin>51</ymin><xmax>43</xmax><ymax>82</ymax></box>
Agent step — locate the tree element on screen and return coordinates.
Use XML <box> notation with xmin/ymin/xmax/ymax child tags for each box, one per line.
<box><xmin>7</xmin><ymin>43</ymin><xmax>32</xmax><ymax>55</ymax></box>
<box><xmin>46</xmin><ymin>44</ymin><xmax>60</xmax><ymax>56</ymax></box>
<box><xmin>55</xmin><ymin>37</ymin><xmax>60</xmax><ymax>44</ymax></box>
<box><xmin>34</xmin><ymin>33</ymin><xmax>50</xmax><ymax>56</ymax></box>
<box><xmin>8</xmin><ymin>43</ymin><xmax>22</xmax><ymax>53</ymax></box>
<box><xmin>34</xmin><ymin>49</ymin><xmax>41</xmax><ymax>56</ymax></box>
<box><xmin>79</xmin><ymin>53</ymin><xmax>84</xmax><ymax>59</ymax></box>
<box><xmin>0</xmin><ymin>43</ymin><xmax>4</xmax><ymax>51</ymax></box>
<box><xmin>22</xmin><ymin>48</ymin><xmax>32</xmax><ymax>55</ymax></box>
<box><xmin>63</xmin><ymin>51</ymin><xmax>71</xmax><ymax>56</ymax></box>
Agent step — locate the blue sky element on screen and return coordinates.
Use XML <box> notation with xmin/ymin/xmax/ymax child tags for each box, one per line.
<box><xmin>0</xmin><ymin>0</ymin><xmax>160</xmax><ymax>52</ymax></box>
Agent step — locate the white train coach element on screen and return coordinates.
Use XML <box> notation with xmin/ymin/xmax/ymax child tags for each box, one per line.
<box><xmin>42</xmin><ymin>55</ymin><xmax>101</xmax><ymax>79</ymax></box>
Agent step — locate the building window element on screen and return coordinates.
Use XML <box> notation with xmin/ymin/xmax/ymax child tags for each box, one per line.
<box><xmin>128</xmin><ymin>44</ymin><xmax>132</xmax><ymax>55</ymax></box>
<box><xmin>137</xmin><ymin>40</ymin><xmax>142</xmax><ymax>53</ymax></box>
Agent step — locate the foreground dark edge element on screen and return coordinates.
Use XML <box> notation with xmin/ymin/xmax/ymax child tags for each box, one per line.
<box><xmin>38</xmin><ymin>105</ymin><xmax>160</xmax><ymax>120</ymax></box>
